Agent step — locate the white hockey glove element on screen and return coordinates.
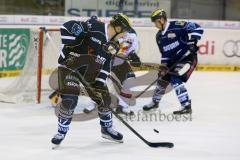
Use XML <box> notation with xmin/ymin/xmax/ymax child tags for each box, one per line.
<box><xmin>102</xmin><ymin>41</ymin><xmax>120</xmax><ymax>55</ymax></box>
<box><xmin>174</xmin><ymin>63</ymin><xmax>191</xmax><ymax>76</ymax></box>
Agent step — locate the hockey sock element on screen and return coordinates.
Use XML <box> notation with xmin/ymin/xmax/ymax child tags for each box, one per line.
<box><xmin>57</xmin><ymin>94</ymin><xmax>78</xmax><ymax>135</ymax></box>
<box><xmin>170</xmin><ymin>76</ymin><xmax>189</xmax><ymax>107</ymax></box>
<box><xmin>152</xmin><ymin>79</ymin><xmax>169</xmax><ymax>103</ymax></box>
<box><xmin>57</xmin><ymin>118</ymin><xmax>72</xmax><ymax>135</ymax></box>
<box><xmin>98</xmin><ymin>110</ymin><xmax>113</xmax><ymax>128</ymax></box>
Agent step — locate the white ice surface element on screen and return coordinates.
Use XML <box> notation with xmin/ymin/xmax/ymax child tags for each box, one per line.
<box><xmin>0</xmin><ymin>72</ymin><xmax>240</xmax><ymax>160</ymax></box>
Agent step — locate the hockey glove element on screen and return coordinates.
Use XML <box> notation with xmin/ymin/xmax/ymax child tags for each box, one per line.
<box><xmin>90</xmin><ymin>81</ymin><xmax>110</xmax><ymax>106</ymax></box>
<box><xmin>188</xmin><ymin>39</ymin><xmax>199</xmax><ymax>54</ymax></box>
<box><xmin>102</xmin><ymin>41</ymin><xmax>120</xmax><ymax>56</ymax></box>
<box><xmin>174</xmin><ymin>63</ymin><xmax>191</xmax><ymax>76</ymax></box>
<box><xmin>158</xmin><ymin>65</ymin><xmax>169</xmax><ymax>77</ymax></box>
<box><xmin>58</xmin><ymin>47</ymin><xmax>82</xmax><ymax>69</ymax></box>
<box><xmin>128</xmin><ymin>51</ymin><xmax>141</xmax><ymax>67</ymax></box>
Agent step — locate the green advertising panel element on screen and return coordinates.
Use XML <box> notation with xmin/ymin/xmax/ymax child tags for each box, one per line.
<box><xmin>0</xmin><ymin>29</ymin><xmax>30</xmax><ymax>73</ymax></box>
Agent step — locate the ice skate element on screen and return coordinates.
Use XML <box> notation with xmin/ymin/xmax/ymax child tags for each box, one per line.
<box><xmin>101</xmin><ymin>127</ymin><xmax>123</xmax><ymax>143</ymax></box>
<box><xmin>142</xmin><ymin>101</ymin><xmax>159</xmax><ymax>111</ymax></box>
<box><xmin>173</xmin><ymin>104</ymin><xmax>192</xmax><ymax>115</ymax></box>
<box><xmin>115</xmin><ymin>105</ymin><xmax>134</xmax><ymax>116</ymax></box>
<box><xmin>83</xmin><ymin>105</ymin><xmax>96</xmax><ymax>114</ymax></box>
<box><xmin>51</xmin><ymin>133</ymin><xmax>65</xmax><ymax>149</ymax></box>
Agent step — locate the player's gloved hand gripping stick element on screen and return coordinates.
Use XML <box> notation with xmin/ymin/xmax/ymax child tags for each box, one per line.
<box><xmin>135</xmin><ymin>50</ymin><xmax>191</xmax><ymax>98</ymax></box>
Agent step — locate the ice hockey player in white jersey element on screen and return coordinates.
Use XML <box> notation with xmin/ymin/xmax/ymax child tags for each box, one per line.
<box><xmin>143</xmin><ymin>8</ymin><xmax>203</xmax><ymax>114</ymax></box>
<box><xmin>111</xmin><ymin>27</ymin><xmax>141</xmax><ymax>116</ymax></box>
<box><xmin>83</xmin><ymin>15</ymin><xmax>141</xmax><ymax>116</ymax></box>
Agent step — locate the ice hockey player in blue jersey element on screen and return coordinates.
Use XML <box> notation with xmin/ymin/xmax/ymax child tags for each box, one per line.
<box><xmin>51</xmin><ymin>13</ymin><xmax>133</xmax><ymax>148</ymax></box>
<box><xmin>143</xmin><ymin>8</ymin><xmax>203</xmax><ymax>114</ymax></box>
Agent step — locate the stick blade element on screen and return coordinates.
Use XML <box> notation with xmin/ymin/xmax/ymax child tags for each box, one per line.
<box><xmin>148</xmin><ymin>142</ymin><xmax>174</xmax><ymax>148</ymax></box>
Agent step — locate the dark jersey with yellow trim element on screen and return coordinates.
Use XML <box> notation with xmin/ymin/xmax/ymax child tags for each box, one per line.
<box><xmin>59</xmin><ymin>19</ymin><xmax>112</xmax><ymax>85</ymax></box>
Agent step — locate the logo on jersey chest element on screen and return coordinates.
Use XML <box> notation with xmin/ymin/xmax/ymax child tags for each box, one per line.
<box><xmin>71</xmin><ymin>23</ymin><xmax>83</xmax><ymax>36</ymax></box>
<box><xmin>167</xmin><ymin>33</ymin><xmax>176</xmax><ymax>39</ymax></box>
<box><xmin>163</xmin><ymin>41</ymin><xmax>180</xmax><ymax>52</ymax></box>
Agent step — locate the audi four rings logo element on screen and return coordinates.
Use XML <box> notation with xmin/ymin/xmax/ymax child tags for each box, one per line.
<box><xmin>223</xmin><ymin>40</ymin><xmax>240</xmax><ymax>57</ymax></box>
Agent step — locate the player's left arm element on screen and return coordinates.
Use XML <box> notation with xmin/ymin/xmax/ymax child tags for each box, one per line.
<box><xmin>185</xmin><ymin>21</ymin><xmax>204</xmax><ymax>41</ymax></box>
<box><xmin>184</xmin><ymin>22</ymin><xmax>204</xmax><ymax>53</ymax></box>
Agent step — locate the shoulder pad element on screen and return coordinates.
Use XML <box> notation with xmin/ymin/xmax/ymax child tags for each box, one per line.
<box><xmin>175</xmin><ymin>21</ymin><xmax>186</xmax><ymax>26</ymax></box>
<box><xmin>71</xmin><ymin>23</ymin><xmax>83</xmax><ymax>36</ymax></box>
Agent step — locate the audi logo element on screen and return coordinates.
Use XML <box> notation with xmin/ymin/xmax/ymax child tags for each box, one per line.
<box><xmin>223</xmin><ymin>40</ymin><xmax>240</xmax><ymax>57</ymax></box>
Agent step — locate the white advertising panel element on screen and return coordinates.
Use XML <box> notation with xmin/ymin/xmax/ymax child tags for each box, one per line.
<box><xmin>65</xmin><ymin>0</ymin><xmax>171</xmax><ymax>18</ymax></box>
<box><xmin>135</xmin><ymin>28</ymin><xmax>240</xmax><ymax>65</ymax></box>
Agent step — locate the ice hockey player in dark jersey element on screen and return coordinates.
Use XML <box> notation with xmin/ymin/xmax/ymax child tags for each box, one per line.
<box><xmin>143</xmin><ymin>9</ymin><xmax>203</xmax><ymax>114</ymax></box>
<box><xmin>51</xmin><ymin>13</ymin><xmax>133</xmax><ymax>148</ymax></box>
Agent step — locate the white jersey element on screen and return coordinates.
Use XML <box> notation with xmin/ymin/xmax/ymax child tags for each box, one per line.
<box><xmin>113</xmin><ymin>32</ymin><xmax>139</xmax><ymax>66</ymax></box>
<box><xmin>117</xmin><ymin>32</ymin><xmax>139</xmax><ymax>56</ymax></box>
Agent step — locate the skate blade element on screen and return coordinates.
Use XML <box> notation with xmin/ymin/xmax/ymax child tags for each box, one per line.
<box><xmin>142</xmin><ymin>107</ymin><xmax>158</xmax><ymax>114</ymax></box>
<box><xmin>83</xmin><ymin>108</ymin><xmax>96</xmax><ymax>114</ymax></box>
<box><xmin>52</xmin><ymin>144</ymin><xmax>60</xmax><ymax>150</ymax></box>
<box><xmin>102</xmin><ymin>134</ymin><xmax>123</xmax><ymax>143</ymax></box>
<box><xmin>116</xmin><ymin>112</ymin><xmax>135</xmax><ymax>117</ymax></box>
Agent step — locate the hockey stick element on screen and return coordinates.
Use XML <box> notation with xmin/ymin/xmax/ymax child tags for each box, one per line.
<box><xmin>111</xmin><ymin>110</ymin><xmax>174</xmax><ymax>148</ymax></box>
<box><xmin>72</xmin><ymin>70</ymin><xmax>174</xmax><ymax>148</ymax></box>
<box><xmin>134</xmin><ymin>51</ymin><xmax>191</xmax><ymax>98</ymax></box>
<box><xmin>111</xmin><ymin>55</ymin><xmax>176</xmax><ymax>99</ymax></box>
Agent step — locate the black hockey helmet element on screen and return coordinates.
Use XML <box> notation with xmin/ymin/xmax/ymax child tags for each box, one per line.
<box><xmin>151</xmin><ymin>8</ymin><xmax>167</xmax><ymax>22</ymax></box>
<box><xmin>110</xmin><ymin>13</ymin><xmax>132</xmax><ymax>32</ymax></box>
<box><xmin>90</xmin><ymin>15</ymin><xmax>98</xmax><ymax>20</ymax></box>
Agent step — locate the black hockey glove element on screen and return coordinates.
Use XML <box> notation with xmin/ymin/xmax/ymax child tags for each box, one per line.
<box><xmin>128</xmin><ymin>51</ymin><xmax>141</xmax><ymax>67</ymax></box>
<box><xmin>63</xmin><ymin>52</ymin><xmax>81</xmax><ymax>68</ymax></box>
<box><xmin>158</xmin><ymin>65</ymin><xmax>169</xmax><ymax>77</ymax></box>
<box><xmin>188</xmin><ymin>39</ymin><xmax>199</xmax><ymax>54</ymax></box>
<box><xmin>102</xmin><ymin>41</ymin><xmax>120</xmax><ymax>56</ymax></box>
<box><xmin>90</xmin><ymin>81</ymin><xmax>110</xmax><ymax>107</ymax></box>
<box><xmin>58</xmin><ymin>45</ymin><xmax>82</xmax><ymax>69</ymax></box>
<box><xmin>91</xmin><ymin>81</ymin><xmax>108</xmax><ymax>97</ymax></box>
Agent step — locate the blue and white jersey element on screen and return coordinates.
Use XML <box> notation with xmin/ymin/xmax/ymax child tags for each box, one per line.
<box><xmin>156</xmin><ymin>21</ymin><xmax>203</xmax><ymax>65</ymax></box>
